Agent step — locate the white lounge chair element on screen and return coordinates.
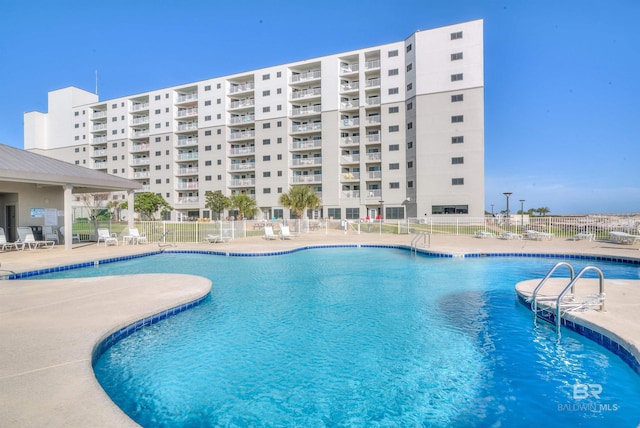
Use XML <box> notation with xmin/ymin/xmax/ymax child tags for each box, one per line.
<box><xmin>96</xmin><ymin>228</ymin><xmax>119</xmax><ymax>246</ymax></box>
<box><xmin>43</xmin><ymin>226</ymin><xmax>60</xmax><ymax>244</ymax></box>
<box><xmin>609</xmin><ymin>231</ymin><xmax>640</xmax><ymax>245</ymax></box>
<box><xmin>0</xmin><ymin>227</ymin><xmax>20</xmax><ymax>251</ymax></box>
<box><xmin>16</xmin><ymin>226</ymin><xmax>55</xmax><ymax>250</ymax></box>
<box><xmin>279</xmin><ymin>225</ymin><xmax>294</xmax><ymax>240</ymax></box>
<box><xmin>123</xmin><ymin>228</ymin><xmax>148</xmax><ymax>245</ymax></box>
<box><xmin>205</xmin><ymin>234</ymin><xmax>231</xmax><ymax>243</ymax></box>
<box><xmin>474</xmin><ymin>230</ymin><xmax>495</xmax><ymax>239</ymax></box>
<box><xmin>264</xmin><ymin>226</ymin><xmax>277</xmax><ymax>240</ymax></box>
<box><xmin>60</xmin><ymin>226</ymin><xmax>81</xmax><ymax>243</ymax></box>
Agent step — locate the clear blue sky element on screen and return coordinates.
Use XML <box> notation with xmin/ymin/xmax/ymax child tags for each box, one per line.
<box><xmin>1</xmin><ymin>0</ymin><xmax>638</xmax><ymax>215</ymax></box>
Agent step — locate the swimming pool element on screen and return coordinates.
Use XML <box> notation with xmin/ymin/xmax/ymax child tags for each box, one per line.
<box><xmin>39</xmin><ymin>248</ymin><xmax>640</xmax><ymax>426</ymax></box>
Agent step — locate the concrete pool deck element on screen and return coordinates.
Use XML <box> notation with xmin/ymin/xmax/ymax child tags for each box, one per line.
<box><xmin>1</xmin><ymin>231</ymin><xmax>639</xmax><ymax>427</ymax></box>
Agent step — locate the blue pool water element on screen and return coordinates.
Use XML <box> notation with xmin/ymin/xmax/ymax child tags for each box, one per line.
<box><xmin>39</xmin><ymin>248</ymin><xmax>640</xmax><ymax>426</ymax></box>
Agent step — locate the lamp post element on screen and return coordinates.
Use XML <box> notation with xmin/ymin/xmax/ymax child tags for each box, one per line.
<box><xmin>503</xmin><ymin>192</ymin><xmax>512</xmax><ymax>232</ymax></box>
<box><xmin>491</xmin><ymin>204</ymin><xmax>494</xmax><ymax>216</ymax></box>
<box><xmin>519</xmin><ymin>199</ymin><xmax>525</xmax><ymax>233</ymax></box>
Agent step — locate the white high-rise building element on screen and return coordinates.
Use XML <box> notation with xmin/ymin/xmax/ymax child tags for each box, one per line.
<box><xmin>24</xmin><ymin>20</ymin><xmax>484</xmax><ymax>221</ymax></box>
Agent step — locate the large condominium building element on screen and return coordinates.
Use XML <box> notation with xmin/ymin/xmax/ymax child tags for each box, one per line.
<box><xmin>24</xmin><ymin>20</ymin><xmax>484</xmax><ymax>221</ymax></box>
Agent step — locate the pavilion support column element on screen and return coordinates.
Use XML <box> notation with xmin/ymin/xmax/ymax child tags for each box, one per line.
<box><xmin>63</xmin><ymin>184</ymin><xmax>73</xmax><ymax>250</ymax></box>
<box><xmin>127</xmin><ymin>191</ymin><xmax>135</xmax><ymax>230</ymax></box>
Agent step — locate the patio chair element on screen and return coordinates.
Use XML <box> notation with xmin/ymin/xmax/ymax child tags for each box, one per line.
<box><xmin>16</xmin><ymin>226</ymin><xmax>55</xmax><ymax>250</ymax></box>
<box><xmin>60</xmin><ymin>226</ymin><xmax>81</xmax><ymax>243</ymax></box>
<box><xmin>279</xmin><ymin>225</ymin><xmax>294</xmax><ymax>240</ymax></box>
<box><xmin>123</xmin><ymin>228</ymin><xmax>148</xmax><ymax>245</ymax></box>
<box><xmin>0</xmin><ymin>227</ymin><xmax>20</xmax><ymax>251</ymax></box>
<box><xmin>43</xmin><ymin>226</ymin><xmax>60</xmax><ymax>244</ymax></box>
<box><xmin>96</xmin><ymin>228</ymin><xmax>119</xmax><ymax>246</ymax></box>
<box><xmin>264</xmin><ymin>226</ymin><xmax>277</xmax><ymax>240</ymax></box>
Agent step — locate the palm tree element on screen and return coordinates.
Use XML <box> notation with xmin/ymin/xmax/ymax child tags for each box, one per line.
<box><xmin>230</xmin><ymin>193</ymin><xmax>258</xmax><ymax>220</ymax></box>
<box><xmin>537</xmin><ymin>207</ymin><xmax>550</xmax><ymax>217</ymax></box>
<box><xmin>279</xmin><ymin>186</ymin><xmax>321</xmax><ymax>219</ymax></box>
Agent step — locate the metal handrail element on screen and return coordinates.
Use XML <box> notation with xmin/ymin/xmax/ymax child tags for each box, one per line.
<box><xmin>555</xmin><ymin>266</ymin><xmax>605</xmax><ymax>335</ymax></box>
<box><xmin>531</xmin><ymin>262</ymin><xmax>575</xmax><ymax>325</ymax></box>
<box><xmin>410</xmin><ymin>232</ymin><xmax>429</xmax><ymax>255</ymax></box>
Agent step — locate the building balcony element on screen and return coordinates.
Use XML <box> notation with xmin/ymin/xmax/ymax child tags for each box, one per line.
<box><xmin>341</xmin><ymin>118</ymin><xmax>360</xmax><ymax>128</ymax></box>
<box><xmin>91</xmin><ymin>149</ymin><xmax>107</xmax><ymax>157</ymax></box>
<box><xmin>366</xmin><ymin>133</ymin><xmax>381</xmax><ymax>143</ymax></box>
<box><xmin>229</xmin><ymin>82</ymin><xmax>255</xmax><ymax>94</ymax></box>
<box><xmin>340</xmin><ymin>63</ymin><xmax>359</xmax><ymax>75</ymax></box>
<box><xmin>340</xmin><ymin>82</ymin><xmax>359</xmax><ymax>92</ymax></box>
<box><xmin>291</xmin><ymin>158</ymin><xmax>322</xmax><ymax>167</ymax></box>
<box><xmin>366</xmin><ymin>96</ymin><xmax>381</xmax><ymax>106</ymax></box>
<box><xmin>176</xmin><ymin>152</ymin><xmax>199</xmax><ymax>161</ymax></box>
<box><xmin>131</xmin><ymin>102</ymin><xmax>150</xmax><ymax>112</ymax></box>
<box><xmin>229</xmin><ymin>146</ymin><xmax>255</xmax><ymax>156</ymax></box>
<box><xmin>291</xmin><ymin>139</ymin><xmax>322</xmax><ymax>150</ymax></box>
<box><xmin>176</xmin><ymin>182</ymin><xmax>199</xmax><ymax>190</ymax></box>
<box><xmin>291</xmin><ymin>123</ymin><xmax>322</xmax><ymax>133</ymax></box>
<box><xmin>229</xmin><ymin>114</ymin><xmax>255</xmax><ymax>125</ymax></box>
<box><xmin>365</xmin><ymin>153</ymin><xmax>382</xmax><ymax>162</ymax></box>
<box><xmin>291</xmin><ymin>105</ymin><xmax>322</xmax><ymax>117</ymax></box>
<box><xmin>132</xmin><ymin>171</ymin><xmax>150</xmax><ymax>179</ymax></box>
<box><xmin>131</xmin><ymin>116</ymin><xmax>149</xmax><ymax>125</ymax></box>
<box><xmin>177</xmin><ymin>108</ymin><xmax>198</xmax><ymax>118</ymax></box>
<box><xmin>366</xmin><ymin>171</ymin><xmax>382</xmax><ymax>180</ymax></box>
<box><xmin>341</xmin><ymin>172</ymin><xmax>360</xmax><ymax>181</ymax></box>
<box><xmin>176</xmin><ymin>93</ymin><xmax>198</xmax><ymax>104</ymax></box>
<box><xmin>137</xmin><ymin>185</ymin><xmax>151</xmax><ymax>192</ymax></box>
<box><xmin>131</xmin><ymin>158</ymin><xmax>150</xmax><ymax>166</ymax></box>
<box><xmin>365</xmin><ymin>59</ymin><xmax>380</xmax><ymax>70</ymax></box>
<box><xmin>340</xmin><ymin>136</ymin><xmax>360</xmax><ymax>146</ymax></box>
<box><xmin>91</xmin><ymin>111</ymin><xmax>107</xmax><ymax>120</ymax></box>
<box><xmin>291</xmin><ymin>174</ymin><xmax>322</xmax><ymax>184</ymax></box>
<box><xmin>130</xmin><ymin>143</ymin><xmax>150</xmax><ymax>152</ymax></box>
<box><xmin>229</xmin><ymin>99</ymin><xmax>255</xmax><ymax>110</ymax></box>
<box><xmin>291</xmin><ymin>70</ymin><xmax>321</xmax><ymax>83</ymax></box>
<box><xmin>229</xmin><ymin>130</ymin><xmax>255</xmax><ymax>141</ymax></box>
<box><xmin>341</xmin><ymin>190</ymin><xmax>361</xmax><ymax>198</ymax></box>
<box><xmin>177</xmin><ymin>137</ymin><xmax>198</xmax><ymax>147</ymax></box>
<box><xmin>132</xmin><ymin>130</ymin><xmax>149</xmax><ymax>138</ymax></box>
<box><xmin>365</xmin><ymin>189</ymin><xmax>382</xmax><ymax>198</ymax></box>
<box><xmin>229</xmin><ymin>178</ymin><xmax>256</xmax><ymax>187</ymax></box>
<box><xmin>291</xmin><ymin>88</ymin><xmax>321</xmax><ymax>100</ymax></box>
<box><xmin>91</xmin><ymin>124</ymin><xmax>107</xmax><ymax>132</ymax></box>
<box><xmin>340</xmin><ymin>155</ymin><xmax>360</xmax><ymax>164</ymax></box>
<box><xmin>176</xmin><ymin>167</ymin><xmax>198</xmax><ymax>176</ymax></box>
<box><xmin>229</xmin><ymin>162</ymin><xmax>255</xmax><ymax>171</ymax></box>
<box><xmin>177</xmin><ymin>122</ymin><xmax>198</xmax><ymax>132</ymax></box>
<box><xmin>340</xmin><ymin>100</ymin><xmax>359</xmax><ymax>110</ymax></box>
<box><xmin>175</xmin><ymin>196</ymin><xmax>199</xmax><ymax>205</ymax></box>
<box><xmin>93</xmin><ymin>161</ymin><xmax>107</xmax><ymax>169</ymax></box>
<box><xmin>91</xmin><ymin>136</ymin><xmax>107</xmax><ymax>144</ymax></box>
<box><xmin>365</xmin><ymin>115</ymin><xmax>381</xmax><ymax>125</ymax></box>
<box><xmin>365</xmin><ymin>78</ymin><xmax>381</xmax><ymax>88</ymax></box>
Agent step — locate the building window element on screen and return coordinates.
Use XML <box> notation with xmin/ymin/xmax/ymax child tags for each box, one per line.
<box><xmin>205</xmin><ymin>115</ymin><xmax>211</xmax><ymax>121</ymax></box>
<box><xmin>432</xmin><ymin>204</ymin><xmax>468</xmax><ymax>214</ymax></box>
<box><xmin>389</xmin><ymin>163</ymin><xmax>400</xmax><ymax>170</ymax></box>
<box><xmin>217</xmin><ymin>175</ymin><xmax>222</xmax><ymax>180</ymax></box>
<box><xmin>277</xmin><ymin>88</ymin><xmax>282</xmax><ymax>94</ymax></box>
<box><xmin>407</xmin><ymin>141</ymin><xmax>413</xmax><ymax>149</ymax></box>
<box><xmin>389</xmin><ymin>144</ymin><xmax>400</xmax><ymax>151</ymax></box>
<box><xmin>345</xmin><ymin>208</ymin><xmax>359</xmax><ymax>220</ymax></box>
<box><xmin>277</xmin><ymin>104</ymin><xmax>282</xmax><ymax>111</ymax></box>
<box><xmin>407</xmin><ymin>122</ymin><xmax>413</xmax><ymax>130</ymax></box>
<box><xmin>451</xmin><ymin>115</ymin><xmax>464</xmax><ymax>123</ymax></box>
<box><xmin>262</xmin><ymin>90</ymin><xmax>270</xmax><ymax>96</ymax></box>
<box><xmin>386</xmin><ymin>207</ymin><xmax>404</xmax><ymax>219</ymax></box>
<box><xmin>451</xmin><ymin>31</ymin><xmax>463</xmax><ymax>40</ymax></box>
<box><xmin>263</xmin><ymin>171</ymin><xmax>271</xmax><ymax>177</ymax></box>
<box><xmin>451</xmin><ymin>73</ymin><xmax>464</xmax><ymax>82</ymax></box>
<box><xmin>217</xmin><ymin>129</ymin><xmax>221</xmax><ymax>134</ymax></box>
<box><xmin>277</xmin><ymin>121</ymin><xmax>282</xmax><ymax>128</ymax></box>
<box><xmin>388</xmin><ymin>87</ymin><xmax>399</xmax><ymax>95</ymax></box>
<box><xmin>389</xmin><ymin>125</ymin><xmax>399</xmax><ymax>132</ymax></box>
<box><xmin>217</xmin><ymin>83</ymin><xmax>221</xmax><ymax>89</ymax></box>
<box><xmin>277</xmin><ymin>137</ymin><xmax>282</xmax><ymax>143</ymax></box>
<box><xmin>217</xmin><ymin>114</ymin><xmax>221</xmax><ymax>119</ymax></box>
<box><xmin>328</xmin><ymin>208</ymin><xmax>341</xmax><ymax>220</ymax></box>
<box><xmin>277</xmin><ymin>154</ymin><xmax>282</xmax><ymax>160</ymax></box>
<box><xmin>74</xmin><ymin>147</ymin><xmax>80</xmax><ymax>152</ymax></box>
<box><xmin>217</xmin><ymin>144</ymin><xmax>221</xmax><ymax>149</ymax></box>
<box><xmin>407</xmin><ymin>161</ymin><xmax>413</xmax><ymax>168</ymax></box>
<box><xmin>263</xmin><ymin>123</ymin><xmax>271</xmax><ymax>129</ymax></box>
<box><xmin>74</xmin><ymin>136</ymin><xmax>79</xmax><ymax>140</ymax></box>
<box><xmin>154</xmin><ymin>95</ymin><xmax>160</xmax><ymax>101</ymax></box>
<box><xmin>452</xmin><ymin>178</ymin><xmax>464</xmax><ymax>185</ymax></box>
<box><xmin>277</xmin><ymin>187</ymin><xmax>283</xmax><ymax>194</ymax></box>
<box><xmin>263</xmin><ymin>188</ymin><xmax>271</xmax><ymax>194</ymax></box>
<box><xmin>155</xmin><ymin>109</ymin><xmax>161</xmax><ymax>114</ymax></box>
<box><xmin>277</xmin><ymin>170</ymin><xmax>282</xmax><ymax>177</ymax></box>
<box><xmin>451</xmin><ymin>94</ymin><xmax>464</xmax><ymax>102</ymax></box>
<box><xmin>408</xmin><ymin>180</ymin><xmax>413</xmax><ymax>188</ymax></box>
<box><xmin>262</xmin><ymin>73</ymin><xmax>270</xmax><ymax>80</ymax></box>
<box><xmin>407</xmin><ymin>102</ymin><xmax>413</xmax><ymax>110</ymax></box>
<box><xmin>263</xmin><ymin>139</ymin><xmax>271</xmax><ymax>145</ymax></box>
<box><xmin>452</xmin><ymin>157</ymin><xmax>464</xmax><ymax>164</ymax></box>
<box><xmin>205</xmin><ymin>175</ymin><xmax>212</xmax><ymax>181</ymax></box>
<box><xmin>390</xmin><ymin>182</ymin><xmax>400</xmax><ymax>189</ymax></box>
<box><xmin>155</xmin><ymin>165</ymin><xmax>161</xmax><ymax>170</ymax></box>
<box><xmin>74</xmin><ymin>111</ymin><xmax>79</xmax><ymax>116</ymax></box>
<box><xmin>406</xmin><ymin>83</ymin><xmax>413</xmax><ymax>91</ymax></box>
<box><xmin>263</xmin><ymin>106</ymin><xmax>270</xmax><ymax>113</ymax></box>
<box><xmin>389</xmin><ymin>106</ymin><xmax>399</xmax><ymax>114</ymax></box>
<box><xmin>388</xmin><ymin>68</ymin><xmax>399</xmax><ymax>76</ymax></box>
<box><xmin>406</xmin><ymin>44</ymin><xmax>412</xmax><ymax>52</ymax></box>
<box><xmin>263</xmin><ymin>155</ymin><xmax>271</xmax><ymax>161</ymax></box>
<box><xmin>205</xmin><ymin>130</ymin><xmax>212</xmax><ymax>136</ymax></box>
<box><xmin>205</xmin><ymin>145</ymin><xmax>212</xmax><ymax>151</ymax></box>
<box><xmin>277</xmin><ymin>71</ymin><xmax>282</xmax><ymax>78</ymax></box>
<box><xmin>155</xmin><ymin>151</ymin><xmax>161</xmax><ymax>156</ymax></box>
<box><xmin>452</xmin><ymin>136</ymin><xmax>464</xmax><ymax>144</ymax></box>
<box><xmin>406</xmin><ymin>63</ymin><xmax>413</xmax><ymax>72</ymax></box>
<box><xmin>451</xmin><ymin>52</ymin><xmax>463</xmax><ymax>61</ymax></box>
<box><xmin>204</xmin><ymin>85</ymin><xmax>211</xmax><ymax>91</ymax></box>
<box><xmin>205</xmin><ymin>160</ymin><xmax>212</xmax><ymax>166</ymax></box>
<box><xmin>217</xmin><ymin>98</ymin><xmax>221</xmax><ymax>104</ymax></box>
<box><xmin>204</xmin><ymin>100</ymin><xmax>211</xmax><ymax>106</ymax></box>
<box><xmin>217</xmin><ymin>159</ymin><xmax>222</xmax><ymax>165</ymax></box>
<box><xmin>388</xmin><ymin>49</ymin><xmax>398</xmax><ymax>57</ymax></box>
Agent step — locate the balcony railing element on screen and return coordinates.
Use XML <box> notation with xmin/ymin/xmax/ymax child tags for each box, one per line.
<box><xmin>341</xmin><ymin>118</ymin><xmax>360</xmax><ymax>127</ymax></box>
<box><xmin>340</xmin><ymin>64</ymin><xmax>359</xmax><ymax>74</ymax></box>
<box><xmin>229</xmin><ymin>178</ymin><xmax>256</xmax><ymax>187</ymax></box>
<box><xmin>229</xmin><ymin>162</ymin><xmax>255</xmax><ymax>171</ymax></box>
<box><xmin>91</xmin><ymin>124</ymin><xmax>107</xmax><ymax>132</ymax></box>
<box><xmin>341</xmin><ymin>172</ymin><xmax>360</xmax><ymax>180</ymax></box>
<box><xmin>341</xmin><ymin>155</ymin><xmax>360</xmax><ymax>163</ymax></box>
<box><xmin>229</xmin><ymin>130</ymin><xmax>255</xmax><ymax>141</ymax></box>
<box><xmin>340</xmin><ymin>100</ymin><xmax>359</xmax><ymax>109</ymax></box>
<box><xmin>93</xmin><ymin>161</ymin><xmax>107</xmax><ymax>169</ymax></box>
<box><xmin>132</xmin><ymin>130</ymin><xmax>149</xmax><ymax>138</ymax></box>
<box><xmin>229</xmin><ymin>82</ymin><xmax>255</xmax><ymax>93</ymax></box>
<box><xmin>340</xmin><ymin>136</ymin><xmax>360</xmax><ymax>146</ymax></box>
<box><xmin>229</xmin><ymin>99</ymin><xmax>255</xmax><ymax>109</ymax></box>
<box><xmin>291</xmin><ymin>123</ymin><xmax>322</xmax><ymax>133</ymax></box>
<box><xmin>291</xmin><ymin>105</ymin><xmax>322</xmax><ymax>116</ymax></box>
<box><xmin>291</xmin><ymin>139</ymin><xmax>322</xmax><ymax>150</ymax></box>
<box><xmin>366</xmin><ymin>153</ymin><xmax>382</xmax><ymax>162</ymax></box>
<box><xmin>177</xmin><ymin>108</ymin><xmax>198</xmax><ymax>117</ymax></box>
<box><xmin>291</xmin><ymin>158</ymin><xmax>322</xmax><ymax>167</ymax></box>
<box><xmin>177</xmin><ymin>152</ymin><xmax>199</xmax><ymax>161</ymax></box>
<box><xmin>366</xmin><ymin>171</ymin><xmax>382</xmax><ymax>179</ymax></box>
<box><xmin>130</xmin><ymin>143</ymin><xmax>150</xmax><ymax>152</ymax></box>
<box><xmin>367</xmin><ymin>133</ymin><xmax>381</xmax><ymax>143</ymax></box>
<box><xmin>365</xmin><ymin>115</ymin><xmax>381</xmax><ymax>124</ymax></box>
<box><xmin>229</xmin><ymin>146</ymin><xmax>255</xmax><ymax>155</ymax></box>
<box><xmin>176</xmin><ymin>167</ymin><xmax>198</xmax><ymax>176</ymax></box>
<box><xmin>176</xmin><ymin>93</ymin><xmax>198</xmax><ymax>103</ymax></box>
<box><xmin>366</xmin><ymin>96</ymin><xmax>381</xmax><ymax>106</ymax></box>
<box><xmin>131</xmin><ymin>102</ymin><xmax>149</xmax><ymax>112</ymax></box>
<box><xmin>131</xmin><ymin>116</ymin><xmax>149</xmax><ymax>125</ymax></box>
<box><xmin>365</xmin><ymin>78</ymin><xmax>381</xmax><ymax>88</ymax></box>
<box><xmin>341</xmin><ymin>190</ymin><xmax>361</xmax><ymax>198</ymax></box>
<box><xmin>91</xmin><ymin>111</ymin><xmax>107</xmax><ymax>119</ymax></box>
<box><xmin>291</xmin><ymin>88</ymin><xmax>321</xmax><ymax>99</ymax></box>
<box><xmin>176</xmin><ymin>182</ymin><xmax>199</xmax><ymax>190</ymax></box>
<box><xmin>175</xmin><ymin>197</ymin><xmax>199</xmax><ymax>204</ymax></box>
<box><xmin>291</xmin><ymin>70</ymin><xmax>321</xmax><ymax>83</ymax></box>
<box><xmin>177</xmin><ymin>122</ymin><xmax>198</xmax><ymax>132</ymax></box>
<box><xmin>291</xmin><ymin>174</ymin><xmax>322</xmax><ymax>184</ymax></box>
<box><xmin>365</xmin><ymin>59</ymin><xmax>380</xmax><ymax>70</ymax></box>
<box><xmin>91</xmin><ymin>149</ymin><xmax>107</xmax><ymax>157</ymax></box>
<box><xmin>177</xmin><ymin>137</ymin><xmax>198</xmax><ymax>147</ymax></box>
<box><xmin>340</xmin><ymin>82</ymin><xmax>359</xmax><ymax>91</ymax></box>
<box><xmin>92</xmin><ymin>136</ymin><xmax>107</xmax><ymax>144</ymax></box>
<box><xmin>131</xmin><ymin>158</ymin><xmax>150</xmax><ymax>166</ymax></box>
<box><xmin>132</xmin><ymin>171</ymin><xmax>150</xmax><ymax>179</ymax></box>
<box><xmin>229</xmin><ymin>114</ymin><xmax>255</xmax><ymax>124</ymax></box>
<box><xmin>365</xmin><ymin>189</ymin><xmax>382</xmax><ymax>198</ymax></box>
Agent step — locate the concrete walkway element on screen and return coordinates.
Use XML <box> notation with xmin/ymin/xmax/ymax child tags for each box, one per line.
<box><xmin>0</xmin><ymin>231</ymin><xmax>638</xmax><ymax>427</ymax></box>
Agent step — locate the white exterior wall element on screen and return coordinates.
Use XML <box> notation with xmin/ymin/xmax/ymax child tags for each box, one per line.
<box><xmin>23</xmin><ymin>20</ymin><xmax>484</xmax><ymax>220</ymax></box>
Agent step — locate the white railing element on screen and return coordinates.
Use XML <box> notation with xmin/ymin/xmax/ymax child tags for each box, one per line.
<box><xmin>176</xmin><ymin>167</ymin><xmax>198</xmax><ymax>176</ymax></box>
<box><xmin>341</xmin><ymin>172</ymin><xmax>360</xmax><ymax>180</ymax></box>
<box><xmin>177</xmin><ymin>152</ymin><xmax>198</xmax><ymax>161</ymax></box>
<box><xmin>340</xmin><ymin>63</ymin><xmax>359</xmax><ymax>74</ymax></box>
<box><xmin>291</xmin><ymin>158</ymin><xmax>322</xmax><ymax>167</ymax></box>
<box><xmin>229</xmin><ymin>99</ymin><xmax>255</xmax><ymax>109</ymax></box>
<box><xmin>365</xmin><ymin>59</ymin><xmax>380</xmax><ymax>69</ymax></box>
<box><xmin>177</xmin><ymin>122</ymin><xmax>198</xmax><ymax>132</ymax></box>
<box><xmin>366</xmin><ymin>115</ymin><xmax>381</xmax><ymax>124</ymax></box>
<box><xmin>131</xmin><ymin>102</ymin><xmax>149</xmax><ymax>112</ymax></box>
<box><xmin>92</xmin><ymin>136</ymin><xmax>107</xmax><ymax>144</ymax></box>
<box><xmin>131</xmin><ymin>158</ymin><xmax>150</xmax><ymax>165</ymax></box>
<box><xmin>341</xmin><ymin>155</ymin><xmax>360</xmax><ymax>163</ymax></box>
<box><xmin>229</xmin><ymin>178</ymin><xmax>256</xmax><ymax>187</ymax></box>
<box><xmin>132</xmin><ymin>130</ymin><xmax>149</xmax><ymax>138</ymax></box>
<box><xmin>92</xmin><ymin>111</ymin><xmax>107</xmax><ymax>119</ymax></box>
<box><xmin>366</xmin><ymin>96</ymin><xmax>381</xmax><ymax>106</ymax></box>
<box><xmin>229</xmin><ymin>130</ymin><xmax>255</xmax><ymax>140</ymax></box>
<box><xmin>176</xmin><ymin>182</ymin><xmax>199</xmax><ymax>190</ymax></box>
<box><xmin>230</xmin><ymin>114</ymin><xmax>255</xmax><ymax>124</ymax></box>
<box><xmin>367</xmin><ymin>133</ymin><xmax>381</xmax><ymax>143</ymax></box>
<box><xmin>366</xmin><ymin>153</ymin><xmax>381</xmax><ymax>161</ymax></box>
<box><xmin>91</xmin><ymin>149</ymin><xmax>107</xmax><ymax>157</ymax></box>
<box><xmin>175</xmin><ymin>197</ymin><xmax>199</xmax><ymax>204</ymax></box>
<box><xmin>291</xmin><ymin>174</ymin><xmax>322</xmax><ymax>183</ymax></box>
<box><xmin>131</xmin><ymin>116</ymin><xmax>149</xmax><ymax>125</ymax></box>
<box><xmin>366</xmin><ymin>171</ymin><xmax>382</xmax><ymax>179</ymax></box>
<box><xmin>177</xmin><ymin>137</ymin><xmax>198</xmax><ymax>146</ymax></box>
<box><xmin>291</xmin><ymin>88</ymin><xmax>321</xmax><ymax>99</ymax></box>
<box><xmin>341</xmin><ymin>118</ymin><xmax>359</xmax><ymax>127</ymax></box>
<box><xmin>365</xmin><ymin>78</ymin><xmax>381</xmax><ymax>88</ymax></box>
<box><xmin>291</xmin><ymin>70</ymin><xmax>321</xmax><ymax>83</ymax></box>
<box><xmin>92</xmin><ymin>124</ymin><xmax>107</xmax><ymax>132</ymax></box>
<box><xmin>341</xmin><ymin>190</ymin><xmax>361</xmax><ymax>198</ymax></box>
<box><xmin>177</xmin><ymin>108</ymin><xmax>198</xmax><ymax>117</ymax></box>
<box><xmin>291</xmin><ymin>105</ymin><xmax>322</xmax><ymax>116</ymax></box>
<box><xmin>291</xmin><ymin>123</ymin><xmax>322</xmax><ymax>133</ymax></box>
<box><xmin>177</xmin><ymin>93</ymin><xmax>198</xmax><ymax>103</ymax></box>
<box><xmin>341</xmin><ymin>100</ymin><xmax>359</xmax><ymax>109</ymax></box>
<box><xmin>340</xmin><ymin>82</ymin><xmax>359</xmax><ymax>91</ymax></box>
<box><xmin>93</xmin><ymin>162</ymin><xmax>107</xmax><ymax>169</ymax></box>
<box><xmin>341</xmin><ymin>136</ymin><xmax>360</xmax><ymax>146</ymax></box>
<box><xmin>132</xmin><ymin>171</ymin><xmax>150</xmax><ymax>179</ymax></box>
<box><xmin>229</xmin><ymin>146</ymin><xmax>255</xmax><ymax>155</ymax></box>
<box><xmin>229</xmin><ymin>82</ymin><xmax>255</xmax><ymax>93</ymax></box>
<box><xmin>291</xmin><ymin>139</ymin><xmax>322</xmax><ymax>150</ymax></box>
<box><xmin>229</xmin><ymin>163</ymin><xmax>255</xmax><ymax>171</ymax></box>
<box><xmin>130</xmin><ymin>143</ymin><xmax>150</xmax><ymax>152</ymax></box>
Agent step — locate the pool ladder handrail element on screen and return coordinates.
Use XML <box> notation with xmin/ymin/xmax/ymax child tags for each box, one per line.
<box><xmin>530</xmin><ymin>262</ymin><xmax>605</xmax><ymax>336</ymax></box>
<box><xmin>410</xmin><ymin>232</ymin><xmax>429</xmax><ymax>255</ymax></box>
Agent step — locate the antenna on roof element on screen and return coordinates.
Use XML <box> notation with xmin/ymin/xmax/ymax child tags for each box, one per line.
<box><xmin>95</xmin><ymin>70</ymin><xmax>98</xmax><ymax>95</ymax></box>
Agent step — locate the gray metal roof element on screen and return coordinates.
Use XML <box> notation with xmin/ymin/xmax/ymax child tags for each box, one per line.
<box><xmin>0</xmin><ymin>144</ymin><xmax>142</xmax><ymax>193</ymax></box>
